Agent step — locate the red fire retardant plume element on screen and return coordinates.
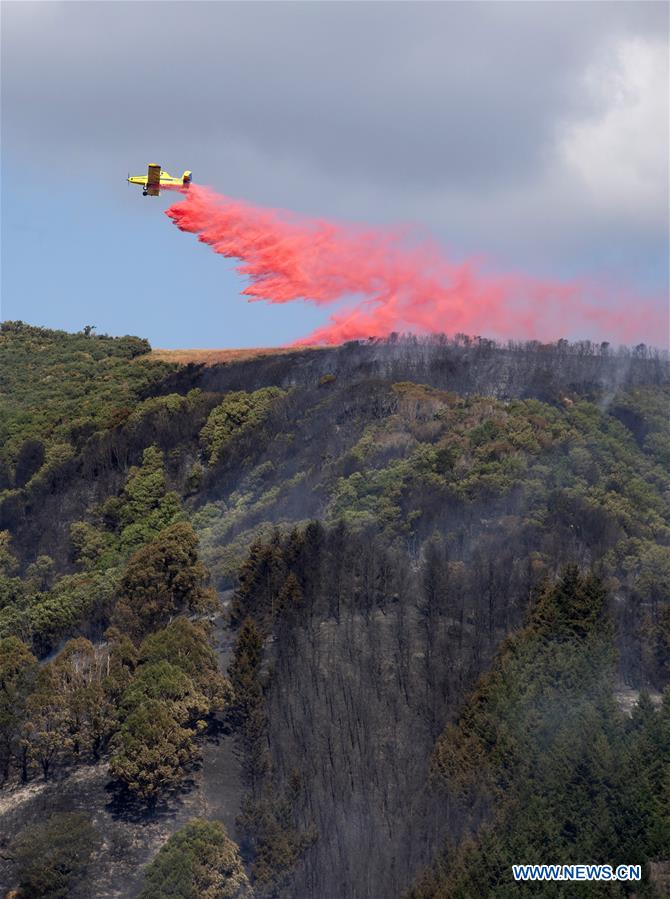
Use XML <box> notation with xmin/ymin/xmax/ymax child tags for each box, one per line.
<box><xmin>165</xmin><ymin>185</ymin><xmax>662</xmax><ymax>345</ymax></box>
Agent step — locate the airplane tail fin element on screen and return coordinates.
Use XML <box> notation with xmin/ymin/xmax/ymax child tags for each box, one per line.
<box><xmin>182</xmin><ymin>171</ymin><xmax>192</xmax><ymax>186</ymax></box>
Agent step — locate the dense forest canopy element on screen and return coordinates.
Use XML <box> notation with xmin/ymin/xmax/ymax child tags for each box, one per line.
<box><xmin>0</xmin><ymin>323</ymin><xmax>668</xmax><ymax>897</ymax></box>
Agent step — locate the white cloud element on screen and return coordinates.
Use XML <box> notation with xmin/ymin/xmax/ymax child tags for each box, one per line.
<box><xmin>560</xmin><ymin>36</ymin><xmax>669</xmax><ymax>228</ymax></box>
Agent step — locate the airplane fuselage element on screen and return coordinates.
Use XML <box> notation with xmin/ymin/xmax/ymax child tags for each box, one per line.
<box><xmin>127</xmin><ymin>164</ymin><xmax>192</xmax><ymax>196</ymax></box>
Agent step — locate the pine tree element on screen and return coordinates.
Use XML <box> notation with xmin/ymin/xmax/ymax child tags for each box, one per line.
<box><xmin>276</xmin><ymin>572</ymin><xmax>303</xmax><ymax>623</ymax></box>
<box><xmin>229</xmin><ymin>618</ymin><xmax>268</xmax><ymax>793</ymax></box>
<box><xmin>229</xmin><ymin>618</ymin><xmax>264</xmax><ymax>725</ymax></box>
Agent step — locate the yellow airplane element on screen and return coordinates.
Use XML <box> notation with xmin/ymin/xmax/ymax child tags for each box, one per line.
<box><xmin>127</xmin><ymin>164</ymin><xmax>192</xmax><ymax>197</ymax></box>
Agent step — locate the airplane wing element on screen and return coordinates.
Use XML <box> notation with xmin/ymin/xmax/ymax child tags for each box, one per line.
<box><xmin>146</xmin><ymin>164</ymin><xmax>161</xmax><ymax>196</ymax></box>
<box><xmin>147</xmin><ymin>164</ymin><xmax>161</xmax><ymax>187</ymax></box>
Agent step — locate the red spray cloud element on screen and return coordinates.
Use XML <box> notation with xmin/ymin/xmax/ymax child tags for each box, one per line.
<box><xmin>165</xmin><ymin>185</ymin><xmax>664</xmax><ymax>346</ymax></box>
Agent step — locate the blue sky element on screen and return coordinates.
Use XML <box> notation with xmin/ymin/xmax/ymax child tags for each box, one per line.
<box><xmin>1</xmin><ymin>173</ymin><xmax>325</xmax><ymax>347</ymax></box>
<box><xmin>2</xmin><ymin>1</ymin><xmax>668</xmax><ymax>348</ymax></box>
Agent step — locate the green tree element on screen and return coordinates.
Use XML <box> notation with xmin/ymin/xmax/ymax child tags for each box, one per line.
<box><xmin>200</xmin><ymin>387</ymin><xmax>285</xmax><ymax>464</ymax></box>
<box><xmin>139</xmin><ymin>618</ymin><xmax>232</xmax><ymax>710</ymax></box>
<box><xmin>231</xmin><ymin>533</ymin><xmax>287</xmax><ymax>626</ymax></box>
<box><xmin>24</xmin><ymin>554</ymin><xmax>55</xmax><ymax>592</ymax></box>
<box><xmin>421</xmin><ymin>570</ymin><xmax>670</xmax><ymax>898</ymax></box>
<box><xmin>238</xmin><ymin>782</ymin><xmax>315</xmax><ymax>897</ymax></box>
<box><xmin>50</xmin><ymin>638</ymin><xmax>116</xmax><ymax>759</ymax></box>
<box><xmin>138</xmin><ymin>818</ymin><xmax>252</xmax><ymax>899</ymax></box>
<box><xmin>118</xmin><ymin>445</ymin><xmax>182</xmax><ymax>551</ymax></box>
<box><xmin>0</xmin><ymin>582</ymin><xmax>32</xmax><ymax>644</ymax></box>
<box><xmin>0</xmin><ymin>322</ymin><xmax>167</xmax><ymax>469</ymax></box>
<box><xmin>22</xmin><ymin>667</ymin><xmax>73</xmax><ymax>780</ymax></box>
<box><xmin>531</xmin><ymin>563</ymin><xmax>608</xmax><ymax>642</ymax></box>
<box><xmin>654</xmin><ymin>606</ymin><xmax>670</xmax><ymax>686</ymax></box>
<box><xmin>109</xmin><ymin>699</ymin><xmax>197</xmax><ymax>804</ymax></box>
<box><xmin>104</xmin><ymin>626</ymin><xmax>139</xmax><ymax>700</ymax></box>
<box><xmin>28</xmin><ymin>569</ymin><xmax>120</xmax><ymax>657</ymax></box>
<box><xmin>114</xmin><ymin>522</ymin><xmax>218</xmax><ymax>640</ymax></box>
<box><xmin>0</xmin><ymin>530</ymin><xmax>18</xmax><ymax>576</ymax></box>
<box><xmin>0</xmin><ymin>636</ymin><xmax>38</xmax><ymax>780</ymax></box>
<box><xmin>70</xmin><ymin>521</ymin><xmax>115</xmax><ymax>571</ymax></box>
<box><xmin>12</xmin><ymin>812</ymin><xmax>101</xmax><ymax>898</ymax></box>
<box><xmin>120</xmin><ymin>660</ymin><xmax>209</xmax><ymax>727</ymax></box>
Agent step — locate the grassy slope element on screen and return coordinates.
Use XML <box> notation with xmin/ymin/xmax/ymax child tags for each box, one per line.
<box><xmin>144</xmin><ymin>346</ymin><xmax>322</xmax><ymax>366</ymax></box>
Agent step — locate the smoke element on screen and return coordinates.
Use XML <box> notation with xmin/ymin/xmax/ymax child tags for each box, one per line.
<box><xmin>165</xmin><ymin>185</ymin><xmax>664</xmax><ymax>346</ymax></box>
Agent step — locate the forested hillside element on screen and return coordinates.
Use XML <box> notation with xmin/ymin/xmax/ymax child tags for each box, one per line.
<box><xmin>0</xmin><ymin>322</ymin><xmax>668</xmax><ymax>898</ymax></box>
